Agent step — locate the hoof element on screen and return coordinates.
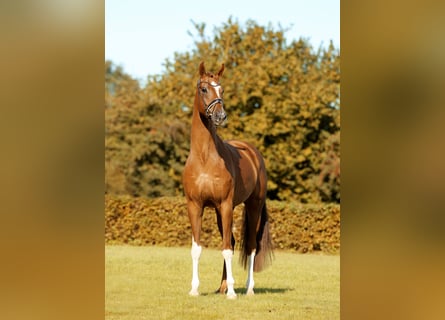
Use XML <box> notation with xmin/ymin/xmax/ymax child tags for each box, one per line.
<box><xmin>246</xmin><ymin>289</ymin><xmax>255</xmax><ymax>296</ymax></box>
<box><xmin>216</xmin><ymin>280</ymin><xmax>227</xmax><ymax>294</ymax></box>
<box><xmin>226</xmin><ymin>292</ymin><xmax>237</xmax><ymax>300</ymax></box>
<box><xmin>189</xmin><ymin>290</ymin><xmax>199</xmax><ymax>296</ymax></box>
<box><xmin>215</xmin><ymin>287</ymin><xmax>226</xmax><ymax>294</ymax></box>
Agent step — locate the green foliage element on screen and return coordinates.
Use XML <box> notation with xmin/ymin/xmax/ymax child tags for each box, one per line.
<box><xmin>105</xmin><ymin>18</ymin><xmax>340</xmax><ymax>202</ymax></box>
<box><xmin>105</xmin><ymin>196</ymin><xmax>340</xmax><ymax>254</ymax></box>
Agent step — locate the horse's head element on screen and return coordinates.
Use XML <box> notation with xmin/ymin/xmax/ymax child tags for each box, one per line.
<box><xmin>196</xmin><ymin>61</ymin><xmax>227</xmax><ymax>126</ymax></box>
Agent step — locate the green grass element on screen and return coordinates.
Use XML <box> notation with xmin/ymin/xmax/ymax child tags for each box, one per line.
<box><xmin>106</xmin><ymin>246</ymin><xmax>339</xmax><ymax>320</ymax></box>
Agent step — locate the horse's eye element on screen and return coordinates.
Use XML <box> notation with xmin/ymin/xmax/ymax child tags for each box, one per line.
<box><xmin>201</xmin><ymin>87</ymin><xmax>208</xmax><ymax>94</ymax></box>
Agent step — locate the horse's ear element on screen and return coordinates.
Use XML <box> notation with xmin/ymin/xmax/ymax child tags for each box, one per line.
<box><xmin>199</xmin><ymin>61</ymin><xmax>206</xmax><ymax>76</ymax></box>
<box><xmin>217</xmin><ymin>63</ymin><xmax>225</xmax><ymax>77</ymax></box>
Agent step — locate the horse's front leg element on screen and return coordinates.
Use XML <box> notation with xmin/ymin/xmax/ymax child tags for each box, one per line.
<box><xmin>190</xmin><ymin>237</ymin><xmax>202</xmax><ymax>296</ymax></box>
<box><xmin>220</xmin><ymin>202</ymin><xmax>237</xmax><ymax>299</ymax></box>
<box><xmin>187</xmin><ymin>201</ymin><xmax>203</xmax><ymax>296</ymax></box>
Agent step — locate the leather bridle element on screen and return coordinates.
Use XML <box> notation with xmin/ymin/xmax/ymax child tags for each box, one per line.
<box><xmin>197</xmin><ymin>80</ymin><xmax>224</xmax><ymax>118</ymax></box>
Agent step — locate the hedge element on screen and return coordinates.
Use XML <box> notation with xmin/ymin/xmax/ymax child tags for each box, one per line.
<box><xmin>105</xmin><ymin>195</ymin><xmax>340</xmax><ymax>254</ymax></box>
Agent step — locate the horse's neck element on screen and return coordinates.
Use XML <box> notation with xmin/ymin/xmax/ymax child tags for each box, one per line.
<box><xmin>190</xmin><ymin>105</ymin><xmax>223</xmax><ymax>163</ymax></box>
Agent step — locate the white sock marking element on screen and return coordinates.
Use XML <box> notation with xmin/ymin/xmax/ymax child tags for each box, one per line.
<box><xmin>222</xmin><ymin>249</ymin><xmax>237</xmax><ymax>298</ymax></box>
<box><xmin>190</xmin><ymin>238</ymin><xmax>202</xmax><ymax>296</ymax></box>
<box><xmin>246</xmin><ymin>250</ymin><xmax>256</xmax><ymax>295</ymax></box>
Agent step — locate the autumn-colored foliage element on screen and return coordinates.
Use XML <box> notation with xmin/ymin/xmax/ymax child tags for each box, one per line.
<box><xmin>105</xmin><ymin>18</ymin><xmax>340</xmax><ymax>203</ymax></box>
<box><xmin>105</xmin><ymin>195</ymin><xmax>340</xmax><ymax>254</ymax></box>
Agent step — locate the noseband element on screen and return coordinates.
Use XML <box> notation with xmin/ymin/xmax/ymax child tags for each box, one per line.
<box><xmin>197</xmin><ymin>80</ymin><xmax>224</xmax><ymax>118</ymax></box>
<box><xmin>204</xmin><ymin>98</ymin><xmax>224</xmax><ymax>118</ymax></box>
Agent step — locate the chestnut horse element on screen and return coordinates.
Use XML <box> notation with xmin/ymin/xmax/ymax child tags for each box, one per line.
<box><xmin>182</xmin><ymin>62</ymin><xmax>273</xmax><ymax>299</ymax></box>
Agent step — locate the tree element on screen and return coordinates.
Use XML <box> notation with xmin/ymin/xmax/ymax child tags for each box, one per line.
<box><xmin>105</xmin><ymin>19</ymin><xmax>340</xmax><ymax>203</ymax></box>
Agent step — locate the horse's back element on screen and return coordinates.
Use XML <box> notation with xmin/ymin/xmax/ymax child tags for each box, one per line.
<box><xmin>225</xmin><ymin>140</ymin><xmax>265</xmax><ymax>169</ymax></box>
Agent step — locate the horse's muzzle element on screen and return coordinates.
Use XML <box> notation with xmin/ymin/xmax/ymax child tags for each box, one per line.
<box><xmin>206</xmin><ymin>98</ymin><xmax>227</xmax><ymax>126</ymax></box>
<box><xmin>212</xmin><ymin>110</ymin><xmax>227</xmax><ymax>127</ymax></box>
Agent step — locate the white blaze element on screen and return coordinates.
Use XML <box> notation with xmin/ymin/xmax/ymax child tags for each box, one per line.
<box><xmin>210</xmin><ymin>81</ymin><xmax>221</xmax><ymax>98</ymax></box>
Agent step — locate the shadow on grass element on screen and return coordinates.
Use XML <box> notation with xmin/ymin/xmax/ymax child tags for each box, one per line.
<box><xmin>246</xmin><ymin>287</ymin><xmax>294</xmax><ymax>294</ymax></box>
<box><xmin>235</xmin><ymin>288</ymin><xmax>294</xmax><ymax>294</ymax></box>
<box><xmin>201</xmin><ymin>287</ymin><xmax>293</xmax><ymax>296</ymax></box>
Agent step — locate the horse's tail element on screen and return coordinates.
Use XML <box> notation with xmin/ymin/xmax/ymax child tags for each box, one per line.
<box><xmin>240</xmin><ymin>202</ymin><xmax>274</xmax><ymax>272</ymax></box>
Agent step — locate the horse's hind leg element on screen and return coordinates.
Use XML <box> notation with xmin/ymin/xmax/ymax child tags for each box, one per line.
<box><xmin>215</xmin><ymin>209</ymin><xmax>235</xmax><ymax>294</ymax></box>
<box><xmin>243</xmin><ymin>199</ymin><xmax>263</xmax><ymax>295</ymax></box>
<box><xmin>245</xmin><ymin>250</ymin><xmax>256</xmax><ymax>295</ymax></box>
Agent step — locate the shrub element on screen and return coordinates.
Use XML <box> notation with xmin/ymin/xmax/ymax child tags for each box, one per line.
<box><xmin>105</xmin><ymin>195</ymin><xmax>340</xmax><ymax>254</ymax></box>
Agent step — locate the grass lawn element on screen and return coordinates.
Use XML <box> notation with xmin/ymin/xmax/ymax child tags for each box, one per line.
<box><xmin>106</xmin><ymin>246</ymin><xmax>339</xmax><ymax>320</ymax></box>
